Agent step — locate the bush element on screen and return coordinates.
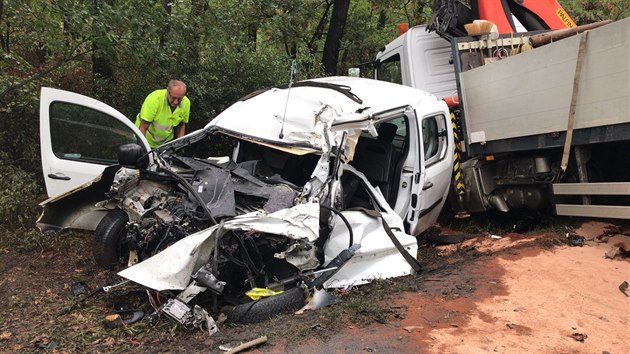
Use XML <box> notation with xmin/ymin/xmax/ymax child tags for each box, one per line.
<box><xmin>0</xmin><ymin>153</ymin><xmax>43</xmax><ymax>229</ymax></box>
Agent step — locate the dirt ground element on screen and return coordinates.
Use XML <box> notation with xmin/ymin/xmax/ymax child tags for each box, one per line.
<box><xmin>1</xmin><ymin>218</ymin><xmax>628</xmax><ymax>353</ymax></box>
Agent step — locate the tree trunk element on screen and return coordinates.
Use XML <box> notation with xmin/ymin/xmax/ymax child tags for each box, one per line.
<box><xmin>377</xmin><ymin>9</ymin><xmax>386</xmax><ymax>29</ymax></box>
<box><xmin>307</xmin><ymin>1</ymin><xmax>333</xmax><ymax>54</ymax></box>
<box><xmin>322</xmin><ymin>0</ymin><xmax>350</xmax><ymax>76</ymax></box>
<box><xmin>92</xmin><ymin>0</ymin><xmax>114</xmax><ymax>98</ymax></box>
<box><xmin>189</xmin><ymin>0</ymin><xmax>207</xmax><ymax>63</ymax></box>
<box><xmin>247</xmin><ymin>23</ymin><xmax>258</xmax><ymax>49</ymax></box>
<box><xmin>0</xmin><ymin>0</ymin><xmax>7</xmax><ymax>52</ymax></box>
<box><xmin>159</xmin><ymin>0</ymin><xmax>172</xmax><ymax>49</ymax></box>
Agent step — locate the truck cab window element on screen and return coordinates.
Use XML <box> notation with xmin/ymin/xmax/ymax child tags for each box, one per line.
<box><xmin>376</xmin><ymin>54</ymin><xmax>402</xmax><ymax>85</ymax></box>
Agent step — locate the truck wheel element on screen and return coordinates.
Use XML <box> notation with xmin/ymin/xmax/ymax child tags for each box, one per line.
<box><xmin>93</xmin><ymin>209</ymin><xmax>129</xmax><ymax>269</ymax></box>
<box><xmin>226</xmin><ymin>287</ymin><xmax>305</xmax><ymax>324</ymax></box>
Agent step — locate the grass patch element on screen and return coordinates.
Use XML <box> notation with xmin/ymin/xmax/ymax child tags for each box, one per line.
<box><xmin>440</xmin><ymin>210</ymin><xmax>581</xmax><ymax>236</ymax></box>
<box><xmin>2</xmin><ymin>228</ymin><xmax>88</xmax><ymax>254</ymax></box>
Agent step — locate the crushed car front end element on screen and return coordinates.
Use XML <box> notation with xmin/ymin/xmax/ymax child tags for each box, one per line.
<box><xmin>39</xmin><ymin>77</ymin><xmax>445</xmax><ymax>327</ymax></box>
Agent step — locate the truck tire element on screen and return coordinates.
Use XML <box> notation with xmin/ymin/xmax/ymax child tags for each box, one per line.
<box><xmin>226</xmin><ymin>287</ymin><xmax>305</xmax><ymax>324</ymax></box>
<box><xmin>93</xmin><ymin>209</ymin><xmax>129</xmax><ymax>269</ymax></box>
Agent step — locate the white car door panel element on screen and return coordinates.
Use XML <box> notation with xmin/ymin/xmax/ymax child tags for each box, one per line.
<box><xmin>406</xmin><ymin>106</ymin><xmax>453</xmax><ymax>236</ymax></box>
<box><xmin>40</xmin><ymin>87</ymin><xmax>149</xmax><ymax>198</ymax></box>
<box><xmin>411</xmin><ymin>111</ymin><xmax>453</xmax><ymax>234</ymax></box>
<box><xmin>390</xmin><ymin>110</ymin><xmax>420</xmax><ymax>218</ymax></box>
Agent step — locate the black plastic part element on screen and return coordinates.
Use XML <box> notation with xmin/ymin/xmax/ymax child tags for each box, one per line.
<box><xmin>157</xmin><ymin>167</ymin><xmax>217</xmax><ymax>225</ymax></box>
<box><xmin>308</xmin><ymin>247</ymin><xmax>357</xmax><ymax>289</ymax></box>
<box><xmin>319</xmin><ymin>205</ymin><xmax>354</xmax><ymax>248</ymax></box>
<box><xmin>102</xmin><ymin>310</ymin><xmax>145</xmax><ymax>328</ymax></box>
<box><xmin>47</xmin><ymin>173</ymin><xmax>71</xmax><ymax>180</ymax></box>
<box><xmin>226</xmin><ymin>287</ymin><xmax>305</xmax><ymax>324</ymax></box>
<box><xmin>117</xmin><ymin>143</ymin><xmax>148</xmax><ymax>169</ymax></box>
<box><xmin>285</xmin><ymin>81</ymin><xmax>363</xmax><ymax>104</ymax></box>
<box><xmin>93</xmin><ymin>209</ymin><xmax>129</xmax><ymax>269</ymax></box>
<box><xmin>71</xmin><ymin>281</ymin><xmax>87</xmax><ymax>297</ymax></box>
<box><xmin>239</xmin><ymin>81</ymin><xmax>363</xmax><ymax>104</ymax></box>
<box><xmin>428</xmin><ymin>0</ymin><xmax>475</xmax><ymax>40</ymax></box>
<box><xmin>508</xmin><ymin>2</ymin><xmax>547</xmax><ymax>31</ymax></box>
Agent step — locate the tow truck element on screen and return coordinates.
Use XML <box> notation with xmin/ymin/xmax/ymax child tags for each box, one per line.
<box><xmin>374</xmin><ymin>2</ymin><xmax>630</xmax><ymax>219</ymax></box>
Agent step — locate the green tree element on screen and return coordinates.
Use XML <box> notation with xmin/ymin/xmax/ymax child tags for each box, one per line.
<box><xmin>0</xmin><ymin>0</ymin><xmax>626</xmax><ymax>231</ymax></box>
<box><xmin>560</xmin><ymin>0</ymin><xmax>630</xmax><ymax>25</ymax></box>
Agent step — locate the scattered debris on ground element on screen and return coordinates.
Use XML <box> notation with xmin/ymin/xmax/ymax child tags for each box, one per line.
<box><xmin>569</xmin><ymin>332</ymin><xmax>588</xmax><ymax>342</ymax></box>
<box><xmin>1</xmin><ymin>219</ymin><xmax>628</xmax><ymax>352</ymax></box>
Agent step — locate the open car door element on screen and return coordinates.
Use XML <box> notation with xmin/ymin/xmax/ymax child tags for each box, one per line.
<box><xmin>407</xmin><ymin>111</ymin><xmax>453</xmax><ymax>235</ymax></box>
<box><xmin>39</xmin><ymin>87</ymin><xmax>150</xmax><ymax>198</ymax></box>
<box><xmin>338</xmin><ymin>103</ymin><xmax>452</xmax><ymax>236</ymax></box>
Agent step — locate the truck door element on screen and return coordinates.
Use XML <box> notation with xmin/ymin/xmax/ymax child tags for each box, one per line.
<box><xmin>40</xmin><ymin>87</ymin><xmax>150</xmax><ymax>198</ymax></box>
<box><xmin>407</xmin><ymin>112</ymin><xmax>454</xmax><ymax>235</ymax></box>
<box><xmin>376</xmin><ymin>51</ymin><xmax>406</xmax><ymax>85</ymax></box>
<box><xmin>374</xmin><ymin>26</ymin><xmax>456</xmax><ymax>99</ymax></box>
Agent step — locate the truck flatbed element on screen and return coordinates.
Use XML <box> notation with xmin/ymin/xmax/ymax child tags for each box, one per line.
<box><xmin>455</xmin><ymin>17</ymin><xmax>630</xmax><ymax>156</ymax></box>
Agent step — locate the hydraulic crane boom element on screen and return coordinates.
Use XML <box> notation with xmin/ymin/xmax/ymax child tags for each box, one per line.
<box><xmin>428</xmin><ymin>0</ymin><xmax>576</xmax><ymax>39</ymax></box>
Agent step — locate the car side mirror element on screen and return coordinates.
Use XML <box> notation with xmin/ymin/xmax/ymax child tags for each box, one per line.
<box><xmin>118</xmin><ymin>143</ymin><xmax>149</xmax><ymax>169</ymax></box>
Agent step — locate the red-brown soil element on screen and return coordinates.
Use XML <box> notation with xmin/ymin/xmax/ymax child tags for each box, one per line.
<box><xmin>1</xmin><ymin>220</ymin><xmax>628</xmax><ymax>353</ymax></box>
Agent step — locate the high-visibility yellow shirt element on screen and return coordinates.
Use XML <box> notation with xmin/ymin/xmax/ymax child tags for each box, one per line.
<box><xmin>135</xmin><ymin>89</ymin><xmax>190</xmax><ymax>148</ymax></box>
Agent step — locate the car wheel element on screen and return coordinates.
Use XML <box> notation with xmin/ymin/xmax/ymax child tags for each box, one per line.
<box><xmin>226</xmin><ymin>287</ymin><xmax>305</xmax><ymax>324</ymax></box>
<box><xmin>93</xmin><ymin>209</ymin><xmax>129</xmax><ymax>269</ymax></box>
<box><xmin>423</xmin><ymin>233</ymin><xmax>465</xmax><ymax>245</ymax></box>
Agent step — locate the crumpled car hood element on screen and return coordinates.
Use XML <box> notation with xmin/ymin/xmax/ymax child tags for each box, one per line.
<box><xmin>119</xmin><ymin>203</ymin><xmax>320</xmax><ymax>291</ymax></box>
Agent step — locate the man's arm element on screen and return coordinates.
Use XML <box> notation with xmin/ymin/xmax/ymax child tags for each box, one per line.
<box><xmin>139</xmin><ymin>119</ymin><xmax>151</xmax><ymax>135</ymax></box>
<box><xmin>175</xmin><ymin>122</ymin><xmax>186</xmax><ymax>138</ymax></box>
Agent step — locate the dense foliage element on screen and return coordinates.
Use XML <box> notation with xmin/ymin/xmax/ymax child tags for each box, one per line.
<box><xmin>0</xmin><ymin>0</ymin><xmax>627</xmax><ymax>230</ymax></box>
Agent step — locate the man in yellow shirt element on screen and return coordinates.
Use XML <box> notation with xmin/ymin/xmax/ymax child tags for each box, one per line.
<box><xmin>135</xmin><ymin>80</ymin><xmax>191</xmax><ymax>148</ymax></box>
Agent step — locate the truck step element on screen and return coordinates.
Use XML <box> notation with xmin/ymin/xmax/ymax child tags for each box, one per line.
<box><xmin>552</xmin><ymin>182</ymin><xmax>630</xmax><ymax>219</ymax></box>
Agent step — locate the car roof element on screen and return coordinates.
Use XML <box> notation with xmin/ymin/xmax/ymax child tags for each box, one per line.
<box><xmin>207</xmin><ymin>77</ymin><xmax>437</xmax><ymax>147</ymax></box>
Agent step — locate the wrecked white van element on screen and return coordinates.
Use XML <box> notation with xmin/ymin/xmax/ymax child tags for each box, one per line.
<box><xmin>38</xmin><ymin>77</ymin><xmax>453</xmax><ymax>325</ymax></box>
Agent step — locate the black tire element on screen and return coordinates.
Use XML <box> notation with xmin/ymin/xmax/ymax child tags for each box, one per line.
<box><xmin>226</xmin><ymin>287</ymin><xmax>306</xmax><ymax>324</ymax></box>
<box><xmin>424</xmin><ymin>233</ymin><xmax>465</xmax><ymax>245</ymax></box>
<box><xmin>93</xmin><ymin>209</ymin><xmax>129</xmax><ymax>269</ymax></box>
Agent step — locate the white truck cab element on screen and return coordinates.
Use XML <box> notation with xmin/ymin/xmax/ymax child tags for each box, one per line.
<box><xmin>373</xmin><ymin>19</ymin><xmax>630</xmax><ymax>220</ymax></box>
<box><xmin>374</xmin><ymin>25</ymin><xmax>456</xmax><ymax>100</ymax></box>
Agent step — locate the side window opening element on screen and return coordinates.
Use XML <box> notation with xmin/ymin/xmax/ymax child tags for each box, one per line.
<box><xmin>50</xmin><ymin>102</ymin><xmax>140</xmax><ymax>165</ymax></box>
<box><xmin>376</xmin><ymin>53</ymin><xmax>403</xmax><ymax>85</ymax></box>
<box><xmin>349</xmin><ymin>116</ymin><xmax>409</xmax><ymax>207</ymax></box>
<box><xmin>422</xmin><ymin>114</ymin><xmax>448</xmax><ymax>166</ymax></box>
